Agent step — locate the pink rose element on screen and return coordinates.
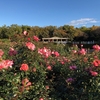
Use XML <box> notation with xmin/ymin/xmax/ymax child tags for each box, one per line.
<box><xmin>54</xmin><ymin>51</ymin><xmax>59</xmax><ymax>57</ymax></box>
<box><xmin>23</xmin><ymin>31</ymin><xmax>28</xmax><ymax>36</ymax></box>
<box><xmin>20</xmin><ymin>64</ymin><xmax>29</xmax><ymax>71</ymax></box>
<box><xmin>79</xmin><ymin>48</ymin><xmax>86</xmax><ymax>55</ymax></box>
<box><xmin>25</xmin><ymin>42</ymin><xmax>35</xmax><ymax>51</ymax></box>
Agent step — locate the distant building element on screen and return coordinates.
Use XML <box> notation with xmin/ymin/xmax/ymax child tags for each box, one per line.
<box><xmin>42</xmin><ymin>37</ymin><xmax>69</xmax><ymax>44</ymax></box>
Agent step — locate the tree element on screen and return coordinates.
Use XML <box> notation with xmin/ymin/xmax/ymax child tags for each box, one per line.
<box><xmin>0</xmin><ymin>25</ymin><xmax>8</xmax><ymax>38</ymax></box>
<box><xmin>90</xmin><ymin>26</ymin><xmax>100</xmax><ymax>41</ymax></box>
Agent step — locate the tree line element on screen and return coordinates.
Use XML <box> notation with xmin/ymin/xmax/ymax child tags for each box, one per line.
<box><xmin>0</xmin><ymin>24</ymin><xmax>100</xmax><ymax>42</ymax></box>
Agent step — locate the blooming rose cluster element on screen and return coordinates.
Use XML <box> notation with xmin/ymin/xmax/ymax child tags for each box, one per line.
<box><xmin>38</xmin><ymin>47</ymin><xmax>52</xmax><ymax>58</ymax></box>
<box><xmin>93</xmin><ymin>44</ymin><xmax>100</xmax><ymax>51</ymax></box>
<box><xmin>38</xmin><ymin>47</ymin><xmax>60</xmax><ymax>58</ymax></box>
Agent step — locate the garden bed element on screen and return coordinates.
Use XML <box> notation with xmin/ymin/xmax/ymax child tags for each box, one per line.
<box><xmin>0</xmin><ymin>37</ymin><xmax>100</xmax><ymax>100</ymax></box>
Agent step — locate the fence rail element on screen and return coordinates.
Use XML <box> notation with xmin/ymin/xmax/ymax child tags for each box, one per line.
<box><xmin>71</xmin><ymin>41</ymin><xmax>99</xmax><ymax>44</ymax></box>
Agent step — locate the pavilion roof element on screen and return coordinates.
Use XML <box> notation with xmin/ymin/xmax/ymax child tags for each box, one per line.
<box><xmin>42</xmin><ymin>37</ymin><xmax>69</xmax><ymax>39</ymax></box>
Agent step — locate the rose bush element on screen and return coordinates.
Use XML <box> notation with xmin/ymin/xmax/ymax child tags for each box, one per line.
<box><xmin>0</xmin><ymin>35</ymin><xmax>100</xmax><ymax>100</ymax></box>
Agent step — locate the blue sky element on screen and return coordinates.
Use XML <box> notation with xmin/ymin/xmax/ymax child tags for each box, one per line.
<box><xmin>0</xmin><ymin>0</ymin><xmax>100</xmax><ymax>27</ymax></box>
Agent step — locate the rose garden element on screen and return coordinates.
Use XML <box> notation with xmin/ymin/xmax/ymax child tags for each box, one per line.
<box><xmin>0</xmin><ymin>34</ymin><xmax>100</xmax><ymax>100</ymax></box>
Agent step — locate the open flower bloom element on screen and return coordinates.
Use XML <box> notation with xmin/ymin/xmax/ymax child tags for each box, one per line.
<box><xmin>92</xmin><ymin>59</ymin><xmax>100</xmax><ymax>67</ymax></box>
<box><xmin>23</xmin><ymin>31</ymin><xmax>28</xmax><ymax>36</ymax></box>
<box><xmin>20</xmin><ymin>63</ymin><xmax>29</xmax><ymax>71</ymax></box>
<box><xmin>54</xmin><ymin>51</ymin><xmax>60</xmax><ymax>57</ymax></box>
<box><xmin>25</xmin><ymin>42</ymin><xmax>36</xmax><ymax>51</ymax></box>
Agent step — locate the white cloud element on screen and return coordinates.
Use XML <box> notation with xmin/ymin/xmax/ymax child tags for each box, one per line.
<box><xmin>68</xmin><ymin>18</ymin><xmax>99</xmax><ymax>26</ymax></box>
